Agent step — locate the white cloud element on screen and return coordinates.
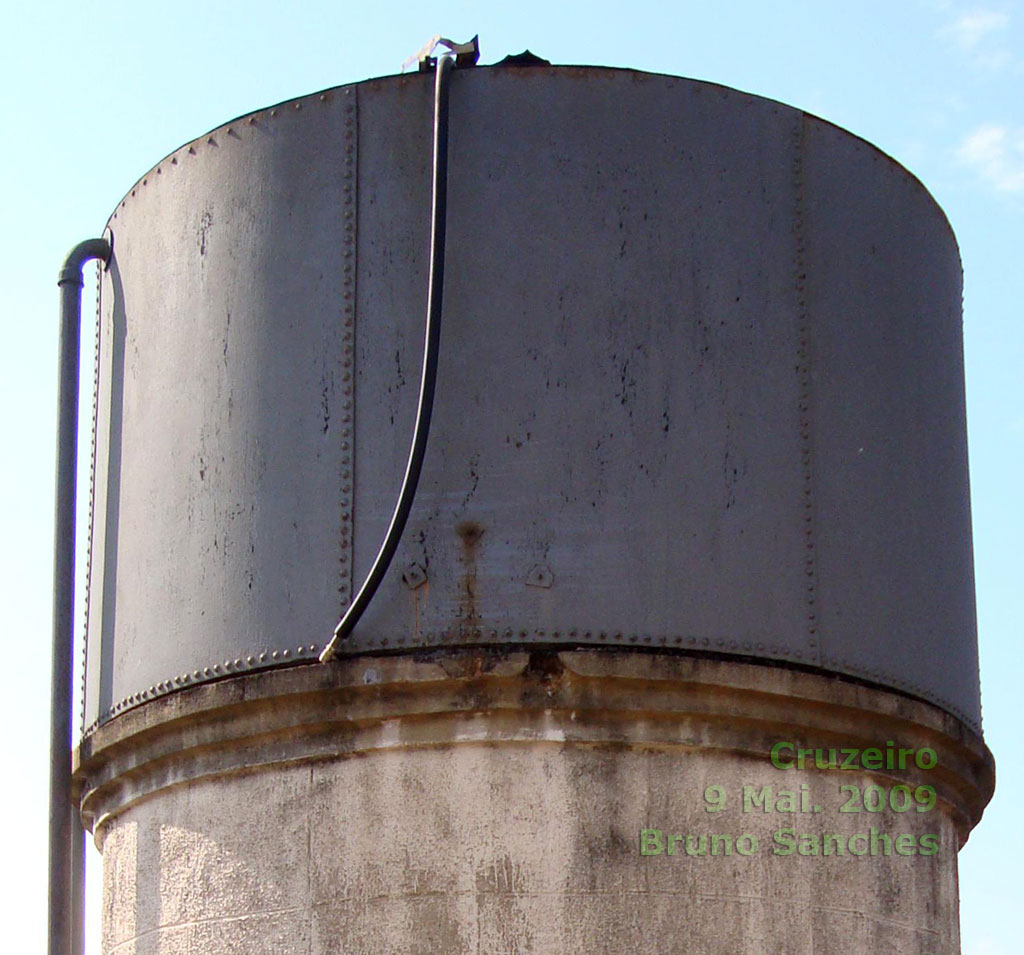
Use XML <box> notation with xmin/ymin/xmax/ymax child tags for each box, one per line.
<box><xmin>939</xmin><ymin>7</ymin><xmax>1013</xmax><ymax>70</ymax></box>
<box><xmin>956</xmin><ymin>123</ymin><xmax>1024</xmax><ymax>192</ymax></box>
<box><xmin>972</xmin><ymin>48</ymin><xmax>1013</xmax><ymax>70</ymax></box>
<box><xmin>948</xmin><ymin>9</ymin><xmax>1010</xmax><ymax>48</ymax></box>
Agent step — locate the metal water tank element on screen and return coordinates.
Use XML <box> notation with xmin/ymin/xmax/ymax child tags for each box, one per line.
<box><xmin>73</xmin><ymin>60</ymin><xmax>993</xmax><ymax>954</ymax></box>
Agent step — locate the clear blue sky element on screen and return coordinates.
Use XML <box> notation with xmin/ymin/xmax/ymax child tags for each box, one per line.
<box><xmin>2</xmin><ymin>2</ymin><xmax>1019</xmax><ymax>952</ymax></box>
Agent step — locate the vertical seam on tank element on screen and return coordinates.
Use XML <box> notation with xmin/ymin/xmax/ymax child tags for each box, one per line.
<box><xmin>961</xmin><ymin>269</ymin><xmax>982</xmax><ymax>731</ymax></box>
<box><xmin>81</xmin><ymin>259</ymin><xmax>104</xmax><ymax>736</ymax></box>
<box><xmin>793</xmin><ymin>113</ymin><xmax>821</xmax><ymax>666</ymax></box>
<box><xmin>339</xmin><ymin>85</ymin><xmax>358</xmax><ymax>613</ymax></box>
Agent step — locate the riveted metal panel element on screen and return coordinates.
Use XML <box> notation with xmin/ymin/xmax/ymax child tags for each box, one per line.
<box><xmin>84</xmin><ymin>88</ymin><xmax>358</xmax><ymax>732</ymax></box>
<box><xmin>350</xmin><ymin>69</ymin><xmax>809</xmax><ymax>661</ymax></box>
<box><xmin>797</xmin><ymin>116</ymin><xmax>978</xmax><ymax>728</ymax></box>
<box><xmin>83</xmin><ymin>66</ymin><xmax>980</xmax><ymax>735</ymax></box>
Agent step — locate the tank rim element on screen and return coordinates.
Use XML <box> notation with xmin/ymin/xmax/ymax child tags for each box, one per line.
<box><xmin>102</xmin><ymin>62</ymin><xmax>956</xmax><ymax>246</ymax></box>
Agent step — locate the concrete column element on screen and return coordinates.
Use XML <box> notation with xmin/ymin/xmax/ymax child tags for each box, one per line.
<box><xmin>75</xmin><ymin>650</ymin><xmax>992</xmax><ymax>954</ymax></box>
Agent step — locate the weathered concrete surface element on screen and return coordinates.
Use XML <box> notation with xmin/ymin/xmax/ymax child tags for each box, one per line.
<box><xmin>76</xmin><ymin>651</ymin><xmax>992</xmax><ymax>954</ymax></box>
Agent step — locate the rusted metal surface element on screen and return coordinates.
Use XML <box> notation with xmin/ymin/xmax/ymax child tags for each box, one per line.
<box><xmin>83</xmin><ymin>66</ymin><xmax>979</xmax><ymax>735</ymax></box>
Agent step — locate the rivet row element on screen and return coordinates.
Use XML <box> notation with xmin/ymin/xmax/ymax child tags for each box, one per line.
<box><xmin>792</xmin><ymin>119</ymin><xmax>818</xmax><ymax>657</ymax></box>
<box><xmin>80</xmin><ymin>264</ymin><xmax>105</xmax><ymax>734</ymax></box>
<box><xmin>83</xmin><ymin>642</ymin><xmax>322</xmax><ymax>731</ymax></box>
<box><xmin>79</xmin><ymin>633</ymin><xmax>978</xmax><ymax>738</ymax></box>
<box><xmin>338</xmin><ymin>86</ymin><xmax>357</xmax><ymax>612</ymax></box>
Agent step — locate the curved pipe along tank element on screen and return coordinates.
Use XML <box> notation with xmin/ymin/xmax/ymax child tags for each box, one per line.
<box><xmin>81</xmin><ymin>64</ymin><xmax>981</xmax><ymax>732</ymax></box>
<box><xmin>71</xmin><ymin>62</ymin><xmax>994</xmax><ymax>954</ymax></box>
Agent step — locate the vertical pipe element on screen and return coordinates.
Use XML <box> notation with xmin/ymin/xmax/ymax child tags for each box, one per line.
<box><xmin>51</xmin><ymin>238</ymin><xmax>111</xmax><ymax>955</ymax></box>
<box><xmin>321</xmin><ymin>54</ymin><xmax>453</xmax><ymax>663</ymax></box>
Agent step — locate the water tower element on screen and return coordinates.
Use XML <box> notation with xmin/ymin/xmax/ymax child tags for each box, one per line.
<box><xmin>55</xmin><ymin>43</ymin><xmax>993</xmax><ymax>954</ymax></box>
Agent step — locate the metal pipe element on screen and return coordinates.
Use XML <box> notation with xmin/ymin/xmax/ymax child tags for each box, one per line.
<box><xmin>321</xmin><ymin>54</ymin><xmax>454</xmax><ymax>663</ymax></box>
<box><xmin>51</xmin><ymin>237</ymin><xmax>111</xmax><ymax>955</ymax></box>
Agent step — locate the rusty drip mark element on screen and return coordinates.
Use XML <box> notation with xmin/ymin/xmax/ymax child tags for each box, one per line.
<box><xmin>410</xmin><ymin>579</ymin><xmax>430</xmax><ymax>642</ymax></box>
<box><xmin>456</xmin><ymin>521</ymin><xmax>484</xmax><ymax>630</ymax></box>
<box><xmin>522</xmin><ymin>649</ymin><xmax>566</xmax><ymax>687</ymax></box>
<box><xmin>456</xmin><ymin>520</ymin><xmax>484</xmax><ymax>547</ymax></box>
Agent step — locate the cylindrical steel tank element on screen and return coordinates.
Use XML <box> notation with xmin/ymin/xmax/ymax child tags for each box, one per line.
<box><xmin>73</xmin><ymin>62</ymin><xmax>993</xmax><ymax>955</ymax></box>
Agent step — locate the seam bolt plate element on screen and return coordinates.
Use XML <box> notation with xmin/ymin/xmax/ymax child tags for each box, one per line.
<box><xmin>526</xmin><ymin>565</ymin><xmax>553</xmax><ymax>589</ymax></box>
<box><xmin>402</xmin><ymin>562</ymin><xmax>428</xmax><ymax>590</ymax></box>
